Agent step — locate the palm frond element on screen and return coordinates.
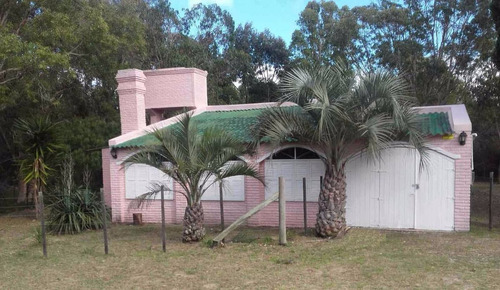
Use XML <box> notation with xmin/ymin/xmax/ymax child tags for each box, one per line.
<box><xmin>13</xmin><ymin>117</ymin><xmax>62</xmax><ymax>190</ymax></box>
<box><xmin>396</xmin><ymin>108</ymin><xmax>430</xmax><ymax>171</ymax></box>
<box><xmin>128</xmin><ymin>181</ymin><xmax>174</xmax><ymax>209</ymax></box>
<box><xmin>356</xmin><ymin>114</ymin><xmax>394</xmax><ymax>161</ymax></box>
<box><xmin>218</xmin><ymin>161</ymin><xmax>262</xmax><ymax>183</ymax></box>
<box><xmin>257</xmin><ymin>65</ymin><xmax>427</xmax><ymax>170</ymax></box>
<box><xmin>123</xmin><ymin>113</ymin><xmax>262</xmax><ymax>206</ymax></box>
<box><xmin>252</xmin><ymin>107</ymin><xmax>317</xmax><ymax>148</ymax></box>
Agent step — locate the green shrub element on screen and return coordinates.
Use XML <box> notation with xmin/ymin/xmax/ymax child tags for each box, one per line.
<box><xmin>47</xmin><ymin>188</ymin><xmax>109</xmax><ymax>235</ymax></box>
<box><xmin>201</xmin><ymin>238</ymin><xmax>214</xmax><ymax>248</ymax></box>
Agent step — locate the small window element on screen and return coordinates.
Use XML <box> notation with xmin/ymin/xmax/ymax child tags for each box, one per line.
<box><xmin>271</xmin><ymin>147</ymin><xmax>295</xmax><ymax>159</ymax></box>
<box><xmin>296</xmin><ymin>147</ymin><xmax>320</xmax><ymax>159</ymax></box>
<box><xmin>269</xmin><ymin>147</ymin><xmax>320</xmax><ymax>160</ymax></box>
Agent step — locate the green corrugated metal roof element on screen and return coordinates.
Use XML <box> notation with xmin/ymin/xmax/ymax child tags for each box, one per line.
<box><xmin>112</xmin><ymin>108</ymin><xmax>453</xmax><ymax>148</ymax></box>
<box><xmin>418</xmin><ymin>112</ymin><xmax>453</xmax><ymax>136</ymax></box>
<box><xmin>113</xmin><ymin>107</ymin><xmax>284</xmax><ymax>148</ymax></box>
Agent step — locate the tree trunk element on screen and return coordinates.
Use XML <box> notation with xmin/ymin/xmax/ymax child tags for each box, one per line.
<box><xmin>33</xmin><ymin>186</ymin><xmax>40</xmax><ymax>219</ymax></box>
<box><xmin>182</xmin><ymin>202</ymin><xmax>206</xmax><ymax>242</ymax></box>
<box><xmin>315</xmin><ymin>165</ymin><xmax>346</xmax><ymax>238</ymax></box>
<box><xmin>27</xmin><ymin>180</ymin><xmax>34</xmax><ymax>203</ymax></box>
<box><xmin>28</xmin><ymin>180</ymin><xmax>40</xmax><ymax>219</ymax></box>
<box><xmin>16</xmin><ymin>172</ymin><xmax>27</xmax><ymax>203</ymax></box>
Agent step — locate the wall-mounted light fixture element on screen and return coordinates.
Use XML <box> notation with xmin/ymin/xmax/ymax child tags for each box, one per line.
<box><xmin>110</xmin><ymin>147</ymin><xmax>118</xmax><ymax>159</ymax></box>
<box><xmin>459</xmin><ymin>131</ymin><xmax>467</xmax><ymax>146</ymax></box>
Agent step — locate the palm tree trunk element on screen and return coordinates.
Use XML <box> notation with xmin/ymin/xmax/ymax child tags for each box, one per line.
<box><xmin>182</xmin><ymin>202</ymin><xmax>206</xmax><ymax>242</ymax></box>
<box><xmin>32</xmin><ymin>181</ymin><xmax>40</xmax><ymax>219</ymax></box>
<box><xmin>16</xmin><ymin>172</ymin><xmax>27</xmax><ymax>203</ymax></box>
<box><xmin>315</xmin><ymin>165</ymin><xmax>347</xmax><ymax>238</ymax></box>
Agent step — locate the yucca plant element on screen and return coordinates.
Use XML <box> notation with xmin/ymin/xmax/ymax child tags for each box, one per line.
<box><xmin>13</xmin><ymin>117</ymin><xmax>61</xmax><ymax>217</ymax></box>
<box><xmin>46</xmin><ymin>188</ymin><xmax>108</xmax><ymax>235</ymax></box>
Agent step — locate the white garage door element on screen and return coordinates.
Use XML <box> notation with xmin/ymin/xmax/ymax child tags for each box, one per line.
<box><xmin>265</xmin><ymin>147</ymin><xmax>325</xmax><ymax>201</ymax></box>
<box><xmin>345</xmin><ymin>147</ymin><xmax>455</xmax><ymax>231</ymax></box>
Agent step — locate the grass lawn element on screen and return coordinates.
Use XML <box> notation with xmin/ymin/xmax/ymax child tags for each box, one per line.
<box><xmin>1</xmin><ymin>182</ymin><xmax>500</xmax><ymax>289</ymax></box>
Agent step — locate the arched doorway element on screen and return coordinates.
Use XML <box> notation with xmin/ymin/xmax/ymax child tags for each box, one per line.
<box><xmin>264</xmin><ymin>147</ymin><xmax>325</xmax><ymax>201</ymax></box>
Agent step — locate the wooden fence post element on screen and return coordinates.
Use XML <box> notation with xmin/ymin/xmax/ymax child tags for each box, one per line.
<box><xmin>303</xmin><ymin>177</ymin><xmax>307</xmax><ymax>235</ymax></box>
<box><xmin>100</xmin><ymin>188</ymin><xmax>109</xmax><ymax>255</ymax></box>
<box><xmin>39</xmin><ymin>191</ymin><xmax>47</xmax><ymax>257</ymax></box>
<box><xmin>279</xmin><ymin>177</ymin><xmax>287</xmax><ymax>245</ymax></box>
<box><xmin>489</xmin><ymin>172</ymin><xmax>494</xmax><ymax>231</ymax></box>
<box><xmin>219</xmin><ymin>181</ymin><xmax>224</xmax><ymax>231</ymax></box>
<box><xmin>161</xmin><ymin>185</ymin><xmax>166</xmax><ymax>252</ymax></box>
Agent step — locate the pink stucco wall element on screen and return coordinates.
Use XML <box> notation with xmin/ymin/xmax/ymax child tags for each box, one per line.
<box><xmin>103</xmin><ymin>150</ymin><xmax>322</xmax><ymax>228</ymax></box>
<box><xmin>426</xmin><ymin>133</ymin><xmax>472</xmax><ymax>231</ymax></box>
<box><xmin>108</xmin><ymin>149</ymin><xmax>128</xmax><ymax>222</ymax></box>
<box><xmin>116</xmin><ymin>69</ymin><xmax>147</xmax><ymax>134</ymax></box>
<box><xmin>143</xmin><ymin>68</ymin><xmax>208</xmax><ymax>110</ymax></box>
<box><xmin>102</xmin><ymin>133</ymin><xmax>472</xmax><ymax>230</ymax></box>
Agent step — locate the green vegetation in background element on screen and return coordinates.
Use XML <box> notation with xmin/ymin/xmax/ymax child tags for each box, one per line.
<box><xmin>0</xmin><ymin>0</ymin><xmax>498</xmax><ymax>202</ymax></box>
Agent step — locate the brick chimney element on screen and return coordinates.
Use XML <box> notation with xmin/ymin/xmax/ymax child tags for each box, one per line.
<box><xmin>116</xmin><ymin>69</ymin><xmax>147</xmax><ymax>134</ymax></box>
<box><xmin>116</xmin><ymin>67</ymin><xmax>208</xmax><ymax>134</ymax></box>
<box><xmin>143</xmin><ymin>68</ymin><xmax>208</xmax><ymax>121</ymax></box>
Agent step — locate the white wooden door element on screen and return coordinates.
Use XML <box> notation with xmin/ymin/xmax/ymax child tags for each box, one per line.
<box><xmin>346</xmin><ymin>147</ymin><xmax>455</xmax><ymax>231</ymax></box>
<box><xmin>345</xmin><ymin>152</ymin><xmax>379</xmax><ymax>227</ymax></box>
<box><xmin>377</xmin><ymin>148</ymin><xmax>416</xmax><ymax>229</ymax></box>
<box><xmin>265</xmin><ymin>159</ymin><xmax>325</xmax><ymax>201</ymax></box>
<box><xmin>416</xmin><ymin>151</ymin><xmax>455</xmax><ymax>230</ymax></box>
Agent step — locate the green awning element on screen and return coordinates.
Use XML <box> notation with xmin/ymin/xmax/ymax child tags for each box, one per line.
<box><xmin>112</xmin><ymin>108</ymin><xmax>453</xmax><ymax>149</ymax></box>
<box><xmin>418</xmin><ymin>112</ymin><xmax>453</xmax><ymax>136</ymax></box>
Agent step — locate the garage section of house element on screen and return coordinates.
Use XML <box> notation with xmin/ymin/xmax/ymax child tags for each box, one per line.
<box><xmin>102</xmin><ymin>67</ymin><xmax>473</xmax><ymax>232</ymax></box>
<box><xmin>346</xmin><ymin>147</ymin><xmax>456</xmax><ymax>231</ymax></box>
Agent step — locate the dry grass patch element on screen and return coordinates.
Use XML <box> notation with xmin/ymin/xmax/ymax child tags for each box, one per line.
<box><xmin>1</xmin><ymin>182</ymin><xmax>500</xmax><ymax>289</ymax></box>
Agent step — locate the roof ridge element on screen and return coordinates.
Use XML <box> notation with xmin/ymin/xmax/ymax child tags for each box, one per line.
<box><xmin>204</xmin><ymin>107</ymin><xmax>269</xmax><ymax>113</ymax></box>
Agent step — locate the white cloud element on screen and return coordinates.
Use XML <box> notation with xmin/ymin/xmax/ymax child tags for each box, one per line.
<box><xmin>188</xmin><ymin>0</ymin><xmax>233</xmax><ymax>7</ymax></box>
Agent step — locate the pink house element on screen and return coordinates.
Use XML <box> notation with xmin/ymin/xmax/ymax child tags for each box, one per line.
<box><xmin>102</xmin><ymin>67</ymin><xmax>473</xmax><ymax>231</ymax></box>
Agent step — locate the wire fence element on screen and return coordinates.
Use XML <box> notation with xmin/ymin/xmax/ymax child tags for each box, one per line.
<box><xmin>1</xmin><ymin>175</ymin><xmax>499</xmax><ymax>258</ymax></box>
<box><xmin>0</xmin><ymin>188</ymin><xmax>170</xmax><ymax>258</ymax></box>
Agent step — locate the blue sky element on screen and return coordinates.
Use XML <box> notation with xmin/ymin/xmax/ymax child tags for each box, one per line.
<box><xmin>169</xmin><ymin>0</ymin><xmax>373</xmax><ymax>45</ymax></box>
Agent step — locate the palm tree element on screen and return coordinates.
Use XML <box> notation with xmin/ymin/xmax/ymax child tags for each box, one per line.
<box><xmin>125</xmin><ymin>113</ymin><xmax>263</xmax><ymax>242</ymax></box>
<box><xmin>13</xmin><ymin>117</ymin><xmax>61</xmax><ymax>217</ymax></box>
<box><xmin>253</xmin><ymin>64</ymin><xmax>427</xmax><ymax>238</ymax></box>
